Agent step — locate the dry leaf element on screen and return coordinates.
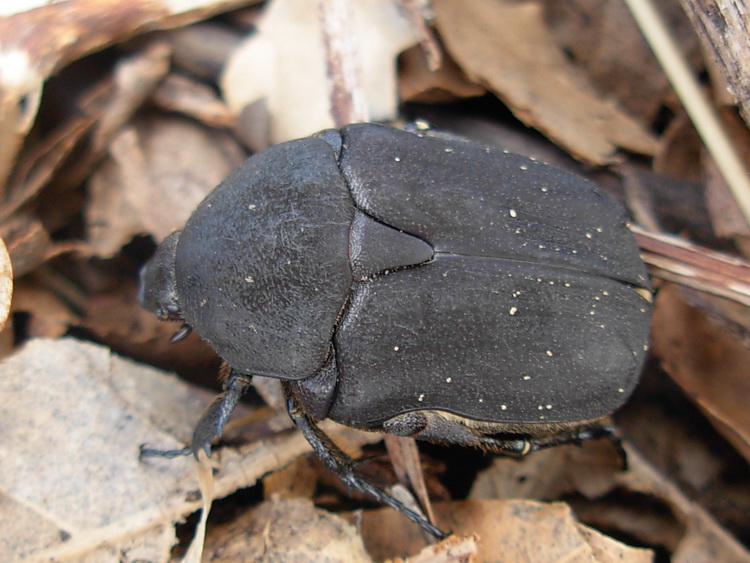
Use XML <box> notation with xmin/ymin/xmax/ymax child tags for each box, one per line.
<box><xmin>360</xmin><ymin>499</ymin><xmax>653</xmax><ymax>562</ymax></box>
<box><xmin>220</xmin><ymin>0</ymin><xmax>422</xmax><ymax>144</ymax></box>
<box><xmin>0</xmin><ymin>237</ymin><xmax>12</xmax><ymax>333</ymax></box>
<box><xmin>0</xmin><ymin>338</ymin><xmax>197</xmax><ymax>562</ymax></box>
<box><xmin>398</xmin><ymin>43</ymin><xmax>486</xmax><ymax>104</ymax></box>
<box><xmin>151</xmin><ymin>73</ymin><xmax>236</xmax><ymax>128</ymax></box>
<box><xmin>651</xmin><ymin>283</ymin><xmax>750</xmax><ymax>463</ymax></box>
<box><xmin>0</xmin><ymin>0</ymin><xmax>253</xmax><ymax>196</ymax></box>
<box><xmin>203</xmin><ymin>497</ymin><xmax>373</xmax><ymax>562</ymax></box>
<box><xmin>543</xmin><ymin>0</ymin><xmax>698</xmax><ymax>124</ymax></box>
<box><xmin>397</xmin><ymin>534</ymin><xmax>479</xmax><ymax>563</ymax></box>
<box><xmin>432</xmin><ymin>0</ymin><xmax>658</xmax><ymax>165</ymax></box>
<box><xmin>86</xmin><ymin>114</ymin><xmax>245</xmax><ymax>256</ymax></box>
<box><xmin>12</xmin><ymin>278</ymin><xmax>78</xmax><ymax>338</ymax></box>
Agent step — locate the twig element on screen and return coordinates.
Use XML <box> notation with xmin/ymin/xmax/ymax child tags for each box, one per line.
<box><xmin>624</xmin><ymin>0</ymin><xmax>750</xmax><ymax>225</ymax></box>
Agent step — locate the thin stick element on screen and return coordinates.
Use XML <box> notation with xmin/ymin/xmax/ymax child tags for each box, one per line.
<box><xmin>624</xmin><ymin>0</ymin><xmax>750</xmax><ymax>224</ymax></box>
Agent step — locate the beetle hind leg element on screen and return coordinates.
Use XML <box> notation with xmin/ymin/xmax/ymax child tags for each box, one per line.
<box><xmin>284</xmin><ymin>385</ymin><xmax>447</xmax><ymax>539</ymax></box>
<box><xmin>477</xmin><ymin>424</ymin><xmax>622</xmax><ymax>457</ymax></box>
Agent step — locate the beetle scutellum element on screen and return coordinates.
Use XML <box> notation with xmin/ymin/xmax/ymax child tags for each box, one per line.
<box><xmin>139</xmin><ymin>123</ymin><xmax>652</xmax><ymax>537</ymax></box>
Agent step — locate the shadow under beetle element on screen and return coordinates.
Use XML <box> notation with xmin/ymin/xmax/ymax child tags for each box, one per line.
<box><xmin>139</xmin><ymin>123</ymin><xmax>652</xmax><ymax>538</ymax></box>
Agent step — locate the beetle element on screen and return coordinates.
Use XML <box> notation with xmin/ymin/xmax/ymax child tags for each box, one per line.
<box><xmin>139</xmin><ymin>123</ymin><xmax>652</xmax><ymax>538</ymax></box>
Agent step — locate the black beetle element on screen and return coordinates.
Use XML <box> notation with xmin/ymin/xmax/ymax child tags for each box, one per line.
<box><xmin>139</xmin><ymin>123</ymin><xmax>652</xmax><ymax>537</ymax></box>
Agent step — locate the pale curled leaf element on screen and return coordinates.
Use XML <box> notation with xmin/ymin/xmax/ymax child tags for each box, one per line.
<box><xmin>221</xmin><ymin>0</ymin><xmax>422</xmax><ymax>144</ymax></box>
<box><xmin>0</xmin><ymin>237</ymin><xmax>12</xmax><ymax>333</ymax></box>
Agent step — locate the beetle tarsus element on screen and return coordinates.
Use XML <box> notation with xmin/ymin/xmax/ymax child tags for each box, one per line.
<box><xmin>190</xmin><ymin>370</ymin><xmax>251</xmax><ymax>459</ymax></box>
<box><xmin>480</xmin><ymin>423</ymin><xmax>628</xmax><ymax>463</ymax></box>
<box><xmin>139</xmin><ymin>444</ymin><xmax>192</xmax><ymax>459</ymax></box>
<box><xmin>284</xmin><ymin>387</ymin><xmax>448</xmax><ymax>540</ymax></box>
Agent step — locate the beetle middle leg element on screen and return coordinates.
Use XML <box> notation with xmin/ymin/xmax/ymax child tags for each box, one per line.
<box><xmin>284</xmin><ymin>384</ymin><xmax>447</xmax><ymax>539</ymax></box>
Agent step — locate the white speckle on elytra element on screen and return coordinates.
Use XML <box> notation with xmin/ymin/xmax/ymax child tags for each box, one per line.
<box><xmin>602</xmin><ymin>290</ymin><xmax>610</xmax><ymax>296</ymax></box>
<box><xmin>444</xmin><ymin>148</ymin><xmax>454</xmax><ymax>153</ymax></box>
<box><xmin>418</xmin><ymin>394</ymin><xmax>425</xmax><ymax>401</ymax></box>
<box><xmin>546</xmin><ymin>404</ymin><xmax>552</xmax><ymax>409</ymax></box>
<box><xmin>509</xmin><ymin>307</ymin><xmax>518</xmax><ymax>315</ymax></box>
<box><xmin>501</xmin><ymin>404</ymin><xmax>507</xmax><ymax>410</ymax></box>
<box><xmin>590</xmin><ymin>310</ymin><xmax>596</xmax><ymax>315</ymax></box>
<box><xmin>523</xmin><ymin>375</ymin><xmax>531</xmax><ymax>381</ymax></box>
<box><xmin>644</xmin><ymin>344</ymin><xmax>649</xmax><ymax>351</ymax></box>
<box><xmin>538</xmin><ymin>405</ymin><xmax>544</xmax><ymax>410</ymax></box>
<box><xmin>199</xmin><ymin>299</ymin><xmax>207</xmax><ymax>307</ymax></box>
<box><xmin>618</xmin><ymin>388</ymin><xmax>625</xmax><ymax>393</ymax></box>
<box><xmin>479</xmin><ymin>398</ymin><xmax>485</xmax><ymax>403</ymax></box>
<box><xmin>248</xmin><ymin>204</ymin><xmax>256</xmax><ymax>210</ymax></box>
<box><xmin>394</xmin><ymin>346</ymin><xmax>400</xmax><ymax>351</ymax></box>
<box><xmin>446</xmin><ymin>377</ymin><xmax>452</xmax><ymax>383</ymax></box>
<box><xmin>564</xmin><ymin>282</ymin><xmax>571</xmax><ymax>287</ymax></box>
<box><xmin>541</xmin><ymin>187</ymin><xmax>548</xmax><ymax>192</ymax></box>
<box><xmin>594</xmin><ymin>296</ymin><xmax>600</xmax><ymax>301</ymax></box>
<box><xmin>509</xmin><ymin>209</ymin><xmax>517</xmax><ymax>218</ymax></box>
<box><xmin>546</xmin><ymin>350</ymin><xmax>553</xmax><ymax>356</ymax></box>
<box><xmin>394</xmin><ymin>157</ymin><xmax>401</xmax><ymax>162</ymax></box>
<box><xmin>520</xmin><ymin>165</ymin><xmax>528</xmax><ymax>171</ymax></box>
<box><xmin>585</xmin><ymin>233</ymin><xmax>593</xmax><ymax>239</ymax></box>
<box><xmin>572</xmin><ymin>249</ymin><xmax>578</xmax><ymax>254</ymax></box>
<box><xmin>245</xmin><ymin>276</ymin><xmax>254</xmax><ymax>283</ymax></box>
<box><xmin>596</xmin><ymin>227</ymin><xmax>603</xmax><ymax>232</ymax></box>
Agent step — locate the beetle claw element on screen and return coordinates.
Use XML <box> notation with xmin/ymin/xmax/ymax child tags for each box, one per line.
<box><xmin>170</xmin><ymin>323</ymin><xmax>193</xmax><ymax>343</ymax></box>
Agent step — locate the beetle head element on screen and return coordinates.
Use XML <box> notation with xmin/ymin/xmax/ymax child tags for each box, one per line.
<box><xmin>139</xmin><ymin>231</ymin><xmax>183</xmax><ymax>322</ymax></box>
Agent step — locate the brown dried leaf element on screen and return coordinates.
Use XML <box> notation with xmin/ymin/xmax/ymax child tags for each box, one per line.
<box><xmin>12</xmin><ymin>278</ymin><xmax>78</xmax><ymax>338</ymax></box>
<box><xmin>86</xmin><ymin>114</ymin><xmax>245</xmax><ymax>256</ymax></box>
<box><xmin>361</xmin><ymin>499</ymin><xmax>653</xmax><ymax>562</ymax></box>
<box><xmin>203</xmin><ymin>497</ymin><xmax>373</xmax><ymax>562</ymax></box>
<box><xmin>432</xmin><ymin>0</ymin><xmax>658</xmax><ymax>165</ymax></box>
<box><xmin>0</xmin><ymin>0</ymin><xmax>254</xmax><ymax>195</ymax></box>
<box><xmin>398</xmin><ymin>43</ymin><xmax>486</xmax><ymax>104</ymax></box>
<box><xmin>151</xmin><ymin>73</ymin><xmax>236</xmax><ymax>128</ymax></box>
<box><xmin>543</xmin><ymin>0</ymin><xmax>698</xmax><ymax>124</ymax></box>
<box><xmin>651</xmin><ymin>283</ymin><xmax>750</xmax><ymax>463</ymax></box>
<box><xmin>615</xmin><ymin>445</ymin><xmax>750</xmax><ymax>563</ymax></box>
<box><xmin>0</xmin><ymin>214</ymin><xmax>82</xmax><ymax>277</ymax></box>
<box><xmin>470</xmin><ymin>439</ymin><xmax>621</xmax><ymax>503</ymax></box>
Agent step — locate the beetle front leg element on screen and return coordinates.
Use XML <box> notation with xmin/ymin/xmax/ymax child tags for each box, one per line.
<box><xmin>140</xmin><ymin>367</ymin><xmax>251</xmax><ymax>460</ymax></box>
<box><xmin>190</xmin><ymin>367</ymin><xmax>252</xmax><ymax>459</ymax></box>
<box><xmin>284</xmin><ymin>386</ymin><xmax>448</xmax><ymax>540</ymax></box>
